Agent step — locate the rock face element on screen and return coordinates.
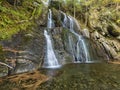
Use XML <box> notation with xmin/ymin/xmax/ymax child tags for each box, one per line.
<box><xmin>91</xmin><ymin>30</ymin><xmax>120</xmax><ymax>60</ymax></box>
<box><xmin>0</xmin><ymin>26</ymin><xmax>45</xmax><ymax>76</ymax></box>
<box><xmin>48</xmin><ymin>27</ymin><xmax>108</xmax><ymax>63</ymax></box>
<box><xmin>81</xmin><ymin>2</ymin><xmax>120</xmax><ymax>61</ymax></box>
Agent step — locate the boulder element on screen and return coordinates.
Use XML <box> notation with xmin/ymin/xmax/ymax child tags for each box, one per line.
<box><xmin>107</xmin><ymin>25</ymin><xmax>120</xmax><ymax>37</ymax></box>
<box><xmin>82</xmin><ymin>28</ymin><xmax>90</xmax><ymax>38</ymax></box>
<box><xmin>102</xmin><ymin>42</ymin><xmax>118</xmax><ymax>59</ymax></box>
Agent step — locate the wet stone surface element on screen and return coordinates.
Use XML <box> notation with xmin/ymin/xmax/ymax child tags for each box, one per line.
<box><xmin>0</xmin><ymin>26</ymin><xmax>45</xmax><ymax>76</ymax></box>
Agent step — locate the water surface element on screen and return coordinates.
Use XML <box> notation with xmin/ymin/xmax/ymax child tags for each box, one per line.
<box><xmin>38</xmin><ymin>63</ymin><xmax>120</xmax><ymax>90</ymax></box>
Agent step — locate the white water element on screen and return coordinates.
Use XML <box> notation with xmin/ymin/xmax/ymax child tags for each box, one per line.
<box><xmin>43</xmin><ymin>30</ymin><xmax>60</xmax><ymax>68</ymax></box>
<box><xmin>43</xmin><ymin>9</ymin><xmax>59</xmax><ymax>68</ymax></box>
<box><xmin>63</xmin><ymin>0</ymin><xmax>66</xmax><ymax>3</ymax></box>
<box><xmin>60</xmin><ymin>11</ymin><xmax>68</xmax><ymax>27</ymax></box>
<box><xmin>41</xmin><ymin>0</ymin><xmax>51</xmax><ymax>6</ymax></box>
<box><xmin>61</xmin><ymin>12</ymin><xmax>90</xmax><ymax>62</ymax></box>
<box><xmin>69</xmin><ymin>16</ymin><xmax>90</xmax><ymax>62</ymax></box>
<box><xmin>47</xmin><ymin>9</ymin><xmax>55</xmax><ymax>28</ymax></box>
<box><xmin>80</xmin><ymin>37</ymin><xmax>89</xmax><ymax>62</ymax></box>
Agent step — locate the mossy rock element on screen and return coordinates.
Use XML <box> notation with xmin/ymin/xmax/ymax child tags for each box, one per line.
<box><xmin>0</xmin><ymin>65</ymin><xmax>8</xmax><ymax>77</ymax></box>
<box><xmin>107</xmin><ymin>25</ymin><xmax>120</xmax><ymax>37</ymax></box>
<box><xmin>0</xmin><ymin>45</ymin><xmax>5</xmax><ymax>62</ymax></box>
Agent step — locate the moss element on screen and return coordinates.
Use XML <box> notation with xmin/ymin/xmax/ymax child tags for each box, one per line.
<box><xmin>0</xmin><ymin>0</ymin><xmax>43</xmax><ymax>40</ymax></box>
<box><xmin>61</xmin><ymin>28</ymin><xmax>69</xmax><ymax>42</ymax></box>
<box><xmin>0</xmin><ymin>45</ymin><xmax>5</xmax><ymax>62</ymax></box>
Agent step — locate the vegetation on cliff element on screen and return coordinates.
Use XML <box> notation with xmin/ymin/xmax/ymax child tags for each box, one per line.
<box><xmin>58</xmin><ymin>0</ymin><xmax>120</xmax><ymax>37</ymax></box>
<box><xmin>0</xmin><ymin>0</ymin><xmax>43</xmax><ymax>40</ymax></box>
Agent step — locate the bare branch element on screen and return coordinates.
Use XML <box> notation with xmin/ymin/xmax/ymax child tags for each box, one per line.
<box><xmin>0</xmin><ymin>62</ymin><xmax>13</xmax><ymax>69</ymax></box>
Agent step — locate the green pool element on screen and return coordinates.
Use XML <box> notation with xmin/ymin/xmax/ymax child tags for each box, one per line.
<box><xmin>38</xmin><ymin>63</ymin><xmax>120</xmax><ymax>90</ymax></box>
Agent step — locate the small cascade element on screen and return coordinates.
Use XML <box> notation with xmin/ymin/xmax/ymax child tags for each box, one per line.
<box><xmin>68</xmin><ymin>16</ymin><xmax>74</xmax><ymax>32</ymax></box>
<box><xmin>43</xmin><ymin>30</ymin><xmax>60</xmax><ymax>68</ymax></box>
<box><xmin>43</xmin><ymin>9</ymin><xmax>60</xmax><ymax>68</ymax></box>
<box><xmin>47</xmin><ymin>9</ymin><xmax>55</xmax><ymax>28</ymax></box>
<box><xmin>60</xmin><ymin>11</ymin><xmax>68</xmax><ymax>27</ymax></box>
<box><xmin>63</xmin><ymin>0</ymin><xmax>67</xmax><ymax>4</ymax></box>
<box><xmin>61</xmin><ymin>12</ymin><xmax>90</xmax><ymax>62</ymax></box>
<box><xmin>41</xmin><ymin>0</ymin><xmax>51</xmax><ymax>6</ymax></box>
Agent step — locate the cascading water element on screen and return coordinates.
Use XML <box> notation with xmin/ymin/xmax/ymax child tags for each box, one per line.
<box><xmin>43</xmin><ymin>30</ymin><xmax>60</xmax><ymax>68</ymax></box>
<box><xmin>42</xmin><ymin>6</ymin><xmax>105</xmax><ymax>68</ymax></box>
<box><xmin>60</xmin><ymin>11</ymin><xmax>68</xmax><ymax>27</ymax></box>
<box><xmin>41</xmin><ymin>0</ymin><xmax>51</xmax><ymax>6</ymax></box>
<box><xmin>47</xmin><ymin>9</ymin><xmax>55</xmax><ymax>28</ymax></box>
<box><xmin>43</xmin><ymin>9</ymin><xmax>60</xmax><ymax>68</ymax></box>
<box><xmin>63</xmin><ymin>0</ymin><xmax>67</xmax><ymax>4</ymax></box>
<box><xmin>62</xmin><ymin>12</ymin><xmax>90</xmax><ymax>62</ymax></box>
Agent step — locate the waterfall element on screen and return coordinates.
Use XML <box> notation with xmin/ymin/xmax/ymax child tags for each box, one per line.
<box><xmin>60</xmin><ymin>11</ymin><xmax>68</xmax><ymax>27</ymax></box>
<box><xmin>63</xmin><ymin>0</ymin><xmax>67</xmax><ymax>4</ymax></box>
<box><xmin>69</xmin><ymin>16</ymin><xmax>90</xmax><ymax>62</ymax></box>
<box><xmin>68</xmin><ymin>16</ymin><xmax>74</xmax><ymax>32</ymax></box>
<box><xmin>42</xmin><ymin>7</ymin><xmax>102</xmax><ymax>68</ymax></box>
<box><xmin>43</xmin><ymin>30</ymin><xmax>60</xmax><ymax>68</ymax></box>
<box><xmin>47</xmin><ymin>9</ymin><xmax>55</xmax><ymax>28</ymax></box>
<box><xmin>43</xmin><ymin>9</ymin><xmax>60</xmax><ymax>68</ymax></box>
<box><xmin>61</xmin><ymin>12</ymin><xmax>90</xmax><ymax>62</ymax></box>
<box><xmin>41</xmin><ymin>0</ymin><xmax>51</xmax><ymax>6</ymax></box>
<box><xmin>79</xmin><ymin>37</ymin><xmax>89</xmax><ymax>62</ymax></box>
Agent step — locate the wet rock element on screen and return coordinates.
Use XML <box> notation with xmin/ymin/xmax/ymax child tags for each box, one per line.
<box><xmin>91</xmin><ymin>31</ymin><xmax>100</xmax><ymax>40</ymax></box>
<box><xmin>102</xmin><ymin>42</ymin><xmax>117</xmax><ymax>59</ymax></box>
<box><xmin>0</xmin><ymin>26</ymin><xmax>45</xmax><ymax>76</ymax></box>
<box><xmin>14</xmin><ymin>62</ymin><xmax>36</xmax><ymax>74</ymax></box>
<box><xmin>0</xmin><ymin>65</ymin><xmax>8</xmax><ymax>77</ymax></box>
<box><xmin>114</xmin><ymin>54</ymin><xmax>120</xmax><ymax>60</ymax></box>
<box><xmin>112</xmin><ymin>84</ymin><xmax>118</xmax><ymax>88</ymax></box>
<box><xmin>111</xmin><ymin>41</ymin><xmax>120</xmax><ymax>52</ymax></box>
<box><xmin>90</xmin><ymin>29</ymin><xmax>120</xmax><ymax>60</ymax></box>
<box><xmin>82</xmin><ymin>28</ymin><xmax>90</xmax><ymax>38</ymax></box>
<box><xmin>107</xmin><ymin>25</ymin><xmax>120</xmax><ymax>37</ymax></box>
<box><xmin>51</xmin><ymin>28</ymin><xmax>73</xmax><ymax>64</ymax></box>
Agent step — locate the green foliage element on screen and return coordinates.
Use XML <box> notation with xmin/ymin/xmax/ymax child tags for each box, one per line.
<box><xmin>0</xmin><ymin>0</ymin><xmax>43</xmax><ymax>40</ymax></box>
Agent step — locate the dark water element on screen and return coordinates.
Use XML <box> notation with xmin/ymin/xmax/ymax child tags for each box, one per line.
<box><xmin>38</xmin><ymin>63</ymin><xmax>120</xmax><ymax>90</ymax></box>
